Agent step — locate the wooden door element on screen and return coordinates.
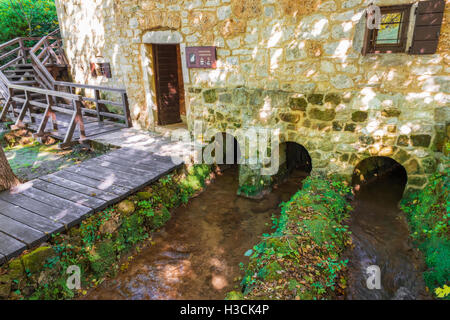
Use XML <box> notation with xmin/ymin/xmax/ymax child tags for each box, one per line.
<box><xmin>153</xmin><ymin>44</ymin><xmax>182</xmax><ymax>125</ymax></box>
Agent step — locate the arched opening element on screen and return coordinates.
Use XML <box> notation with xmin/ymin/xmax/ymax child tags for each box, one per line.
<box><xmin>283</xmin><ymin>142</ymin><xmax>312</xmax><ymax>177</ymax></box>
<box><xmin>207</xmin><ymin>132</ymin><xmax>241</xmax><ymax>168</ymax></box>
<box><xmin>352</xmin><ymin>156</ymin><xmax>407</xmax><ymax>203</ymax></box>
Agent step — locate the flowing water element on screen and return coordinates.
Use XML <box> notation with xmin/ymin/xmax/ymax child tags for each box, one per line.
<box><xmin>84</xmin><ymin>167</ymin><xmax>305</xmax><ymax>300</ymax></box>
<box><xmin>84</xmin><ymin>163</ymin><xmax>428</xmax><ymax>300</ymax></box>
<box><xmin>346</xmin><ymin>167</ymin><xmax>429</xmax><ymax>300</ymax></box>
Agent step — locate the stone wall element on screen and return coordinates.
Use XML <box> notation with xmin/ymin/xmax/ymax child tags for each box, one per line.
<box><xmin>54</xmin><ymin>0</ymin><xmax>450</xmax><ymax>193</ymax></box>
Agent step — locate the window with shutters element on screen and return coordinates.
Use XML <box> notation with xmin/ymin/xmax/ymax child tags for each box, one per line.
<box><xmin>363</xmin><ymin>4</ymin><xmax>412</xmax><ymax>54</ymax></box>
<box><xmin>362</xmin><ymin>0</ymin><xmax>445</xmax><ymax>55</ymax></box>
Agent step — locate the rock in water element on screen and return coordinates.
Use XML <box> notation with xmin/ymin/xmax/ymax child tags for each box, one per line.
<box><xmin>392</xmin><ymin>287</ymin><xmax>414</xmax><ymax>300</ymax></box>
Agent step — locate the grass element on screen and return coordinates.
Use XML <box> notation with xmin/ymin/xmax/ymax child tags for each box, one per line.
<box><xmin>401</xmin><ymin>156</ymin><xmax>449</xmax><ymax>299</ymax></box>
<box><xmin>227</xmin><ymin>176</ymin><xmax>353</xmax><ymax>300</ymax></box>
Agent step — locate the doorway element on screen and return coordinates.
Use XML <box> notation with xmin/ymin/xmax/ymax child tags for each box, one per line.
<box><xmin>153</xmin><ymin>44</ymin><xmax>184</xmax><ymax>125</ymax></box>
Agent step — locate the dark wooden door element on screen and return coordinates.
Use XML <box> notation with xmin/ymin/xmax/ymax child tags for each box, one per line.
<box><xmin>153</xmin><ymin>44</ymin><xmax>182</xmax><ymax>125</ymax></box>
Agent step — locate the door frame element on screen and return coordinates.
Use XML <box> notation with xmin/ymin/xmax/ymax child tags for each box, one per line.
<box><xmin>140</xmin><ymin>31</ymin><xmax>189</xmax><ymax>129</ymax></box>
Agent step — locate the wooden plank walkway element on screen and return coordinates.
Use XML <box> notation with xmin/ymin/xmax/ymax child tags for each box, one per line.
<box><xmin>0</xmin><ymin>143</ymin><xmax>184</xmax><ymax>265</ymax></box>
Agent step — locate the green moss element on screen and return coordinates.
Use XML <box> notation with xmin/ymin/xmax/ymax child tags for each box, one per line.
<box><xmin>22</xmin><ymin>247</ymin><xmax>55</xmax><ymax>274</ymax></box>
<box><xmin>236</xmin><ymin>176</ymin><xmax>352</xmax><ymax>300</ymax></box>
<box><xmin>401</xmin><ymin>165</ymin><xmax>449</xmax><ymax>297</ymax></box>
<box><xmin>225</xmin><ymin>291</ymin><xmax>244</xmax><ymax>300</ymax></box>
<box><xmin>203</xmin><ymin>89</ymin><xmax>217</xmax><ymax>103</ymax></box>
<box><xmin>117</xmin><ymin>200</ymin><xmax>135</xmax><ymax>215</ymax></box>
<box><xmin>289</xmin><ymin>97</ymin><xmax>308</xmax><ymax>111</ymax></box>
<box><xmin>89</xmin><ymin>240</ymin><xmax>116</xmax><ymax>276</ymax></box>
<box><xmin>351</xmin><ymin>111</ymin><xmax>368</xmax><ymax>122</ymax></box>
<box><xmin>308</xmin><ymin>108</ymin><xmax>336</xmax><ymax>121</ymax></box>
<box><xmin>7</xmin><ymin>259</ymin><xmax>24</xmax><ymax>279</ymax></box>
<box><xmin>136</xmin><ymin>191</ymin><xmax>152</xmax><ymax>201</ymax></box>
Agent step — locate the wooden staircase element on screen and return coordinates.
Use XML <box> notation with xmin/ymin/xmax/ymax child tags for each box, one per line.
<box><xmin>0</xmin><ymin>30</ymin><xmax>131</xmax><ymax>148</ymax></box>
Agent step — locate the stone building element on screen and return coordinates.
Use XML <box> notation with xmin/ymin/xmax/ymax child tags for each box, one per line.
<box><xmin>54</xmin><ymin>0</ymin><xmax>449</xmax><ymax>196</ymax></box>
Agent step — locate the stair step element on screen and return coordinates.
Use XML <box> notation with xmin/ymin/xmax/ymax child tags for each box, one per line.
<box><xmin>4</xmin><ymin>69</ymin><xmax>35</xmax><ymax>73</ymax></box>
<box><xmin>7</xmin><ymin>75</ymin><xmax>36</xmax><ymax>80</ymax></box>
<box><xmin>11</xmin><ymin>80</ymin><xmax>38</xmax><ymax>85</ymax></box>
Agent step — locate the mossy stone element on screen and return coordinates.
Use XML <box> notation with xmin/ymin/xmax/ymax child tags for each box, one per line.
<box><xmin>382</xmin><ymin>108</ymin><xmax>401</xmax><ymax>117</ymax></box>
<box><xmin>307</xmin><ymin>94</ymin><xmax>324</xmax><ymax>105</ymax></box>
<box><xmin>421</xmin><ymin>157</ymin><xmax>437</xmax><ymax>174</ymax></box>
<box><xmin>411</xmin><ymin>135</ymin><xmax>431</xmax><ymax>147</ymax></box>
<box><xmin>359</xmin><ymin>135</ymin><xmax>374</xmax><ymax>145</ymax></box>
<box><xmin>218</xmin><ymin>93</ymin><xmax>232</xmax><ymax>103</ymax></box>
<box><xmin>137</xmin><ymin>191</ymin><xmax>152</xmax><ymax>201</ymax></box>
<box><xmin>394</xmin><ymin>149</ymin><xmax>410</xmax><ymax>163</ymax></box>
<box><xmin>289</xmin><ymin>97</ymin><xmax>308</xmax><ymax>111</ymax></box>
<box><xmin>308</xmin><ymin>108</ymin><xmax>336</xmax><ymax>121</ymax></box>
<box><xmin>203</xmin><ymin>89</ymin><xmax>217</xmax><ymax>103</ymax></box>
<box><xmin>117</xmin><ymin>200</ymin><xmax>135</xmax><ymax>215</ymax></box>
<box><xmin>332</xmin><ymin>121</ymin><xmax>343</xmax><ymax>131</ymax></box>
<box><xmin>408</xmin><ymin>176</ymin><xmax>428</xmax><ymax>187</ymax></box>
<box><xmin>0</xmin><ymin>275</ymin><xmax>11</xmax><ymax>299</ymax></box>
<box><xmin>344</xmin><ymin>123</ymin><xmax>356</xmax><ymax>132</ymax></box>
<box><xmin>22</xmin><ymin>246</ymin><xmax>55</xmax><ymax>273</ymax></box>
<box><xmin>89</xmin><ymin>240</ymin><xmax>116</xmax><ymax>276</ymax></box>
<box><xmin>7</xmin><ymin>259</ymin><xmax>24</xmax><ymax>279</ymax></box>
<box><xmin>279</xmin><ymin>112</ymin><xmax>300</xmax><ymax>123</ymax></box>
<box><xmin>397</xmin><ymin>135</ymin><xmax>410</xmax><ymax>147</ymax></box>
<box><xmin>352</xmin><ymin>111</ymin><xmax>368</xmax><ymax>122</ymax></box>
<box><xmin>324</xmin><ymin>93</ymin><xmax>341</xmax><ymax>105</ymax></box>
<box><xmin>249</xmin><ymin>89</ymin><xmax>263</xmax><ymax>106</ymax></box>
<box><xmin>232</xmin><ymin>87</ymin><xmax>249</xmax><ymax>106</ymax></box>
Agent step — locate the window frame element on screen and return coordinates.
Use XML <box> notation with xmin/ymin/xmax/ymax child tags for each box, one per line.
<box><xmin>363</xmin><ymin>4</ymin><xmax>413</xmax><ymax>55</ymax></box>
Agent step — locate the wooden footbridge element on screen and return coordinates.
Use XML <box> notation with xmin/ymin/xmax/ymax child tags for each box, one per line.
<box><xmin>0</xmin><ymin>29</ymin><xmax>131</xmax><ymax>148</ymax></box>
<box><xmin>0</xmin><ymin>32</ymin><xmax>186</xmax><ymax>265</ymax></box>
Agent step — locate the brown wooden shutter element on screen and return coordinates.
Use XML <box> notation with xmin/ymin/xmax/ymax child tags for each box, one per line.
<box><xmin>90</xmin><ymin>62</ymin><xmax>97</xmax><ymax>77</ymax></box>
<box><xmin>409</xmin><ymin>0</ymin><xmax>446</xmax><ymax>54</ymax></box>
<box><xmin>102</xmin><ymin>63</ymin><xmax>112</xmax><ymax>78</ymax></box>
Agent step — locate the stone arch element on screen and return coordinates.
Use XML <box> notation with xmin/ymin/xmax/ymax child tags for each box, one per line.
<box><xmin>352</xmin><ymin>156</ymin><xmax>407</xmax><ymax>201</ymax></box>
<box><xmin>279</xmin><ymin>141</ymin><xmax>312</xmax><ymax>177</ymax></box>
<box><xmin>205</xmin><ymin>131</ymin><xmax>242</xmax><ymax>166</ymax></box>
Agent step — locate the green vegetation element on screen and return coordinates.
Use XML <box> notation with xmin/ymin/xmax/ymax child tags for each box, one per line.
<box><xmin>1</xmin><ymin>129</ymin><xmax>106</xmax><ymax>182</ymax></box>
<box><xmin>228</xmin><ymin>176</ymin><xmax>353</xmax><ymax>300</ymax></box>
<box><xmin>401</xmin><ymin>157</ymin><xmax>449</xmax><ymax>299</ymax></box>
<box><xmin>0</xmin><ymin>0</ymin><xmax>58</xmax><ymax>43</ymax></box>
<box><xmin>0</xmin><ymin>164</ymin><xmax>213</xmax><ymax>300</ymax></box>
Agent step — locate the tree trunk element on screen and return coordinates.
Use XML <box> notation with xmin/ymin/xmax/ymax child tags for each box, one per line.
<box><xmin>0</xmin><ymin>147</ymin><xmax>19</xmax><ymax>191</ymax></box>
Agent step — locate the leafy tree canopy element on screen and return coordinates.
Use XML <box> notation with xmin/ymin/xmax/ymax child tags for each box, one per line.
<box><xmin>0</xmin><ymin>0</ymin><xmax>58</xmax><ymax>43</ymax></box>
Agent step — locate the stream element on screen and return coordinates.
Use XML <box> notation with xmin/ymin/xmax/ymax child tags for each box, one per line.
<box><xmin>346</xmin><ymin>166</ymin><xmax>429</xmax><ymax>300</ymax></box>
<box><xmin>84</xmin><ymin>164</ymin><xmax>428</xmax><ymax>300</ymax></box>
<box><xmin>84</xmin><ymin>167</ymin><xmax>304</xmax><ymax>300</ymax></box>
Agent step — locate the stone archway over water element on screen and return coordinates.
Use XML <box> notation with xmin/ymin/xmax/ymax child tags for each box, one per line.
<box><xmin>352</xmin><ymin>156</ymin><xmax>407</xmax><ymax>202</ymax></box>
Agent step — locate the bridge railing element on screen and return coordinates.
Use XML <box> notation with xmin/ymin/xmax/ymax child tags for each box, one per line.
<box><xmin>54</xmin><ymin>81</ymin><xmax>132</xmax><ymax>128</ymax></box>
<box><xmin>0</xmin><ymin>83</ymin><xmax>86</xmax><ymax>147</ymax></box>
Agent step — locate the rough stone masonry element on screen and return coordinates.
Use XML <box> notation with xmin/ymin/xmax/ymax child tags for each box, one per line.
<box><xmin>54</xmin><ymin>0</ymin><xmax>449</xmax><ymax>196</ymax></box>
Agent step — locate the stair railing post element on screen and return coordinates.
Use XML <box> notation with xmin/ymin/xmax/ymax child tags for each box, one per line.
<box><xmin>121</xmin><ymin>92</ymin><xmax>131</xmax><ymax>128</ymax></box>
<box><xmin>62</xmin><ymin>99</ymin><xmax>86</xmax><ymax>147</ymax></box>
<box><xmin>18</xmin><ymin>39</ymin><xmax>26</xmax><ymax>64</ymax></box>
<box><xmin>36</xmin><ymin>93</ymin><xmax>55</xmax><ymax>136</ymax></box>
<box><xmin>0</xmin><ymin>95</ymin><xmax>12</xmax><ymax>121</ymax></box>
<box><xmin>14</xmin><ymin>89</ymin><xmax>30</xmax><ymax>128</ymax></box>
<box><xmin>94</xmin><ymin>89</ymin><xmax>103</xmax><ymax>121</ymax></box>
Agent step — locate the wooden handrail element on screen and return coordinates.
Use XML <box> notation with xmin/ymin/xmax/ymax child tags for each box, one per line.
<box><xmin>0</xmin><ymin>30</ymin><xmax>132</xmax><ymax>135</ymax></box>
<box><xmin>9</xmin><ymin>84</ymin><xmax>82</xmax><ymax>101</ymax></box>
